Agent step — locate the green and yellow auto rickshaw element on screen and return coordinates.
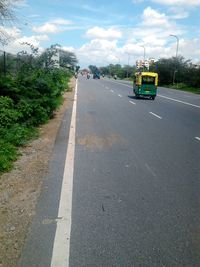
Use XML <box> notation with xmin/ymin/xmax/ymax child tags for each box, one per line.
<box><xmin>133</xmin><ymin>72</ymin><xmax>158</xmax><ymax>100</ymax></box>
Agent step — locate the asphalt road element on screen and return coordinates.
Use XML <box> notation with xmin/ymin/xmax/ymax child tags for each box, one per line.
<box><xmin>19</xmin><ymin>75</ymin><xmax>200</xmax><ymax>267</ymax></box>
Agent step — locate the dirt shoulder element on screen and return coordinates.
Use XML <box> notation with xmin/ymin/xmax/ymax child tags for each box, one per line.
<box><xmin>0</xmin><ymin>78</ymin><xmax>76</xmax><ymax>267</ymax></box>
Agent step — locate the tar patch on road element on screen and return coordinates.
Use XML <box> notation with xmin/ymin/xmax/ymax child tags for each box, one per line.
<box><xmin>76</xmin><ymin>133</ymin><xmax>125</xmax><ymax>150</ymax></box>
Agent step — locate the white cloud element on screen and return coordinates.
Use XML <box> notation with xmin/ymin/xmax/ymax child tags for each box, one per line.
<box><xmin>32</xmin><ymin>18</ymin><xmax>73</xmax><ymax>34</ymax></box>
<box><xmin>32</xmin><ymin>23</ymin><xmax>61</xmax><ymax>33</ymax></box>
<box><xmin>85</xmin><ymin>26</ymin><xmax>122</xmax><ymax>40</ymax></box>
<box><xmin>142</xmin><ymin>6</ymin><xmax>170</xmax><ymax>27</ymax></box>
<box><xmin>78</xmin><ymin>4</ymin><xmax>199</xmax><ymax>67</ymax></box>
<box><xmin>62</xmin><ymin>46</ymin><xmax>75</xmax><ymax>52</ymax></box>
<box><xmin>169</xmin><ymin>7</ymin><xmax>189</xmax><ymax>19</ymax></box>
<box><xmin>178</xmin><ymin>38</ymin><xmax>200</xmax><ymax>59</ymax></box>
<box><xmin>18</xmin><ymin>34</ymin><xmax>49</xmax><ymax>45</ymax></box>
<box><xmin>76</xmin><ymin>6</ymin><xmax>188</xmax><ymax>66</ymax></box>
<box><xmin>13</xmin><ymin>0</ymin><xmax>28</xmax><ymax>7</ymax></box>
<box><xmin>82</xmin><ymin>39</ymin><xmax>117</xmax><ymax>50</ymax></box>
<box><xmin>50</xmin><ymin>18</ymin><xmax>72</xmax><ymax>25</ymax></box>
<box><xmin>0</xmin><ymin>26</ymin><xmax>49</xmax><ymax>54</ymax></box>
<box><xmin>132</xmin><ymin>0</ymin><xmax>144</xmax><ymax>3</ymax></box>
<box><xmin>77</xmin><ymin>38</ymin><xmax>120</xmax><ymax>65</ymax></box>
<box><xmin>151</xmin><ymin>0</ymin><xmax>200</xmax><ymax>6</ymax></box>
<box><xmin>0</xmin><ymin>26</ymin><xmax>21</xmax><ymax>39</ymax></box>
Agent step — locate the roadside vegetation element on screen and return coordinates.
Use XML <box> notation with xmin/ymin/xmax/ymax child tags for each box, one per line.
<box><xmin>90</xmin><ymin>56</ymin><xmax>200</xmax><ymax>94</ymax></box>
<box><xmin>0</xmin><ymin>2</ymin><xmax>79</xmax><ymax>174</ymax></box>
<box><xmin>0</xmin><ymin>44</ymin><xmax>77</xmax><ymax>174</ymax></box>
<box><xmin>149</xmin><ymin>56</ymin><xmax>200</xmax><ymax>94</ymax></box>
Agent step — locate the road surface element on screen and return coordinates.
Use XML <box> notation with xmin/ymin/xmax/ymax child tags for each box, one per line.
<box><xmin>19</xmin><ymin>76</ymin><xmax>200</xmax><ymax>267</ymax></box>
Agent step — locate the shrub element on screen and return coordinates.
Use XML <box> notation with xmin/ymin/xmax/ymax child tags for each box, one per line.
<box><xmin>0</xmin><ymin>96</ymin><xmax>22</xmax><ymax>128</ymax></box>
<box><xmin>0</xmin><ymin>44</ymin><xmax>73</xmax><ymax>175</ymax></box>
<box><xmin>0</xmin><ymin>140</ymin><xmax>17</xmax><ymax>173</ymax></box>
<box><xmin>0</xmin><ymin>124</ymin><xmax>38</xmax><ymax>147</ymax></box>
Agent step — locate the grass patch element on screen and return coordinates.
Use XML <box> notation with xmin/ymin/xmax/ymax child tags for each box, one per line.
<box><xmin>0</xmin><ymin>125</ymin><xmax>38</xmax><ymax>174</ymax></box>
<box><xmin>0</xmin><ymin>140</ymin><xmax>18</xmax><ymax>173</ymax></box>
<box><xmin>0</xmin><ymin>124</ymin><xmax>38</xmax><ymax>147</ymax></box>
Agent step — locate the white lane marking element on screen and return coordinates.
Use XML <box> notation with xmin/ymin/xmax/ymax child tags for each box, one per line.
<box><xmin>118</xmin><ymin>94</ymin><xmax>122</xmax><ymax>97</ymax></box>
<box><xmin>105</xmin><ymin>86</ymin><xmax>109</xmax><ymax>89</ymax></box>
<box><xmin>105</xmin><ymin>80</ymin><xmax>200</xmax><ymax>110</ymax></box>
<box><xmin>157</xmin><ymin>94</ymin><xmax>200</xmax><ymax>109</ymax></box>
<box><xmin>129</xmin><ymin>100</ymin><xmax>136</xmax><ymax>105</ymax></box>
<box><xmin>110</xmin><ymin>89</ymin><xmax>114</xmax><ymax>93</ymax></box>
<box><xmin>149</xmin><ymin>112</ymin><xmax>162</xmax><ymax>119</ymax></box>
<box><xmin>195</xmin><ymin>137</ymin><xmax>200</xmax><ymax>141</ymax></box>
<box><xmin>50</xmin><ymin>81</ymin><xmax>77</xmax><ymax>267</ymax></box>
<box><xmin>106</xmin><ymin>79</ymin><xmax>132</xmax><ymax>88</ymax></box>
<box><xmin>104</xmin><ymin>81</ymin><xmax>200</xmax><ymax>108</ymax></box>
<box><xmin>145</xmin><ymin>163</ymin><xmax>156</xmax><ymax>177</ymax></box>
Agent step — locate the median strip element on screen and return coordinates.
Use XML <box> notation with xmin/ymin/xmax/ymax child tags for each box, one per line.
<box><xmin>149</xmin><ymin>112</ymin><xmax>162</xmax><ymax>119</ymax></box>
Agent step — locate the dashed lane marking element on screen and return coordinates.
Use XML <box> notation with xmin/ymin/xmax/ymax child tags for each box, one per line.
<box><xmin>105</xmin><ymin>80</ymin><xmax>200</xmax><ymax>109</ymax></box>
<box><xmin>129</xmin><ymin>100</ymin><xmax>136</xmax><ymax>105</ymax></box>
<box><xmin>118</xmin><ymin>94</ymin><xmax>122</xmax><ymax>97</ymax></box>
<box><xmin>195</xmin><ymin>137</ymin><xmax>200</xmax><ymax>141</ymax></box>
<box><xmin>149</xmin><ymin>112</ymin><xmax>162</xmax><ymax>119</ymax></box>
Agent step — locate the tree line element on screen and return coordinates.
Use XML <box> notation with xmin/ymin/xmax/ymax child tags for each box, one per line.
<box><xmin>0</xmin><ymin>44</ymin><xmax>78</xmax><ymax>173</ymax></box>
<box><xmin>89</xmin><ymin>56</ymin><xmax>200</xmax><ymax>91</ymax></box>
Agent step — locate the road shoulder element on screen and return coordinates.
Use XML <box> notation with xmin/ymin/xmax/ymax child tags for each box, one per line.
<box><xmin>0</xmin><ymin>78</ymin><xmax>76</xmax><ymax>267</ymax></box>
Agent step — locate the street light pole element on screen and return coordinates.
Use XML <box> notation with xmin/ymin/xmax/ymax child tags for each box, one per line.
<box><xmin>170</xmin><ymin>34</ymin><xmax>179</xmax><ymax>58</ymax></box>
<box><xmin>170</xmin><ymin>34</ymin><xmax>179</xmax><ymax>85</ymax></box>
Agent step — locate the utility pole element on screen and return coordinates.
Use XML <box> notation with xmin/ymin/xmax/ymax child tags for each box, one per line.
<box><xmin>140</xmin><ymin>45</ymin><xmax>146</xmax><ymax>71</ymax></box>
<box><xmin>2</xmin><ymin>41</ymin><xmax>7</xmax><ymax>76</ymax></box>
<box><xmin>170</xmin><ymin>34</ymin><xmax>179</xmax><ymax>85</ymax></box>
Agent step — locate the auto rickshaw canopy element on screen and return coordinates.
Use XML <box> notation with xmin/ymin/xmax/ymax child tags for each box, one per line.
<box><xmin>135</xmin><ymin>72</ymin><xmax>158</xmax><ymax>86</ymax></box>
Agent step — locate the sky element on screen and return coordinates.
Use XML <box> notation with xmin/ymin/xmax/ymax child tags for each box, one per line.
<box><xmin>1</xmin><ymin>0</ymin><xmax>200</xmax><ymax>67</ymax></box>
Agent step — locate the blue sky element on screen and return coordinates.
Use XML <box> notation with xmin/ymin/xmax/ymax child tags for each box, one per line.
<box><xmin>1</xmin><ymin>0</ymin><xmax>200</xmax><ymax>67</ymax></box>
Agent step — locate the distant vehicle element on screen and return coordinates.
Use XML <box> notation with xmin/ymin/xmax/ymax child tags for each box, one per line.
<box><xmin>133</xmin><ymin>72</ymin><xmax>158</xmax><ymax>100</ymax></box>
<box><xmin>87</xmin><ymin>73</ymin><xmax>90</xmax><ymax>79</ymax></box>
<box><xmin>93</xmin><ymin>73</ymin><xmax>100</xmax><ymax>79</ymax></box>
<box><xmin>114</xmin><ymin>74</ymin><xmax>117</xmax><ymax>80</ymax></box>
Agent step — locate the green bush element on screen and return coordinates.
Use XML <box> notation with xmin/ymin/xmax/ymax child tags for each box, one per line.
<box><xmin>0</xmin><ymin>124</ymin><xmax>38</xmax><ymax>147</ymax></box>
<box><xmin>0</xmin><ymin>96</ymin><xmax>22</xmax><ymax>128</ymax></box>
<box><xmin>0</xmin><ymin>44</ymin><xmax>73</xmax><ymax>175</ymax></box>
<box><xmin>0</xmin><ymin>140</ymin><xmax>17</xmax><ymax>173</ymax></box>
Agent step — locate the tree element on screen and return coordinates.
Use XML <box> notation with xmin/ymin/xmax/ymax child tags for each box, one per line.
<box><xmin>0</xmin><ymin>0</ymin><xmax>17</xmax><ymax>44</ymax></box>
<box><xmin>88</xmin><ymin>65</ymin><xmax>99</xmax><ymax>74</ymax></box>
<box><xmin>59</xmin><ymin>49</ymin><xmax>78</xmax><ymax>68</ymax></box>
<box><xmin>148</xmin><ymin>56</ymin><xmax>200</xmax><ymax>90</ymax></box>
